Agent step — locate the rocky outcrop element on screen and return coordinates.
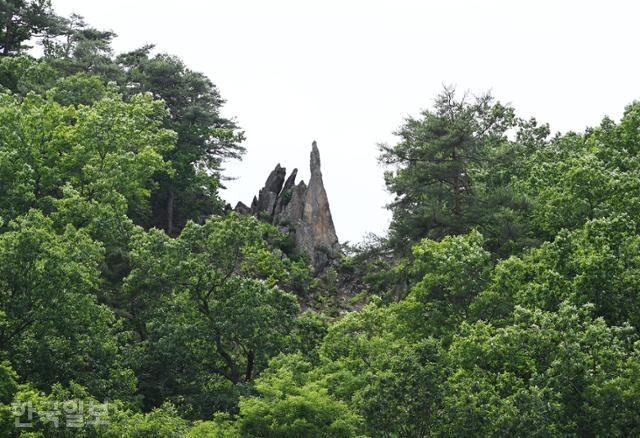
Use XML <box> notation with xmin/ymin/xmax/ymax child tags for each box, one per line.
<box><xmin>297</xmin><ymin>142</ymin><xmax>341</xmax><ymax>269</ymax></box>
<box><xmin>252</xmin><ymin>163</ymin><xmax>286</xmax><ymax>216</ymax></box>
<box><xmin>234</xmin><ymin>201</ymin><xmax>251</xmax><ymax>215</ymax></box>
<box><xmin>235</xmin><ymin>141</ymin><xmax>340</xmax><ymax>271</ymax></box>
<box><xmin>274</xmin><ymin>169</ymin><xmax>298</xmax><ymax>217</ymax></box>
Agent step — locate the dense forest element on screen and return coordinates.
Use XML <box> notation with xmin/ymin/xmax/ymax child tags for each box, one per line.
<box><xmin>2</xmin><ymin>1</ymin><xmax>640</xmax><ymax>436</ymax></box>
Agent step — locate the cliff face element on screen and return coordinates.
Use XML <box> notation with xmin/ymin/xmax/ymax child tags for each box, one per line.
<box><xmin>234</xmin><ymin>141</ymin><xmax>340</xmax><ymax>271</ymax></box>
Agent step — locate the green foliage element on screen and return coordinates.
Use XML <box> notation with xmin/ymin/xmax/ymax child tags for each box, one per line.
<box><xmin>0</xmin><ymin>0</ymin><xmax>61</xmax><ymax>56</ymax></box>
<box><xmin>340</xmin><ymin>234</ymin><xmax>406</xmax><ymax>303</ymax></box>
<box><xmin>0</xmin><ymin>361</ymin><xmax>18</xmax><ymax>405</ymax></box>
<box><xmin>379</xmin><ymin>87</ymin><xmax>524</xmax><ymax>254</ymax></box>
<box><xmin>3</xmin><ymin>18</ymin><xmax>244</xmax><ymax>236</ymax></box>
<box><xmin>0</xmin><ymin>87</ymin><xmax>174</xmax><ymax>225</ymax></box>
<box><xmin>522</xmin><ymin>102</ymin><xmax>640</xmax><ymax>239</ymax></box>
<box><xmin>473</xmin><ymin>214</ymin><xmax>640</xmax><ymax>329</ymax></box>
<box><xmin>116</xmin><ymin>49</ymin><xmax>245</xmax><ymax>234</ymax></box>
<box><xmin>0</xmin><ymin>211</ymin><xmax>136</xmax><ymax>400</ymax></box>
<box><xmin>0</xmin><ymin>55</ymin><xmax>58</xmax><ymax>94</ymax></box>
<box><xmin>103</xmin><ymin>402</ymin><xmax>190</xmax><ymax>438</ymax></box>
<box><xmin>123</xmin><ymin>214</ymin><xmax>303</xmax><ymax>417</ymax></box>
<box><xmin>286</xmin><ymin>311</ymin><xmax>330</xmax><ymax>362</ymax></box>
<box><xmin>316</xmin><ymin>298</ymin><xmax>446</xmax><ymax>437</ymax></box>
<box><xmin>407</xmin><ymin>230</ymin><xmax>492</xmax><ymax>336</ymax></box>
<box><xmin>228</xmin><ymin>354</ymin><xmax>364</xmax><ymax>437</ymax></box>
<box><xmin>1</xmin><ymin>381</ymin><xmax>191</xmax><ymax>437</ymax></box>
<box><xmin>441</xmin><ymin>304</ymin><xmax>640</xmax><ymax>436</ymax></box>
<box><xmin>46</xmin><ymin>73</ymin><xmax>107</xmax><ymax>106</ymax></box>
<box><xmin>3</xmin><ymin>4</ymin><xmax>640</xmax><ymax>434</ymax></box>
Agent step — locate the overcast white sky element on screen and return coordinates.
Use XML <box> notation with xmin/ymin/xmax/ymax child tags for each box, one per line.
<box><xmin>52</xmin><ymin>0</ymin><xmax>640</xmax><ymax>243</ymax></box>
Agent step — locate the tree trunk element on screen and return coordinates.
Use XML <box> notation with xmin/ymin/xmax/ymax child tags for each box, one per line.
<box><xmin>3</xmin><ymin>19</ymin><xmax>13</xmax><ymax>56</ymax></box>
<box><xmin>166</xmin><ymin>190</ymin><xmax>175</xmax><ymax>235</ymax></box>
<box><xmin>452</xmin><ymin>145</ymin><xmax>461</xmax><ymax>218</ymax></box>
<box><xmin>245</xmin><ymin>350</ymin><xmax>255</xmax><ymax>382</ymax></box>
<box><xmin>214</xmin><ymin>333</ymin><xmax>240</xmax><ymax>384</ymax></box>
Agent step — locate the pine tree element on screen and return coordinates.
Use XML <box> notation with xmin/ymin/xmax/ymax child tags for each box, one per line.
<box><xmin>0</xmin><ymin>0</ymin><xmax>61</xmax><ymax>56</ymax></box>
<box><xmin>380</xmin><ymin>87</ymin><xmax>516</xmax><ymax>252</ymax></box>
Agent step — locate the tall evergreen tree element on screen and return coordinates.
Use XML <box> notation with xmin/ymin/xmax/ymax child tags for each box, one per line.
<box><xmin>36</xmin><ymin>18</ymin><xmax>244</xmax><ymax>235</ymax></box>
<box><xmin>379</xmin><ymin>87</ymin><xmax>518</xmax><ymax>253</ymax></box>
<box><xmin>116</xmin><ymin>48</ymin><xmax>244</xmax><ymax>235</ymax></box>
<box><xmin>0</xmin><ymin>0</ymin><xmax>61</xmax><ymax>56</ymax></box>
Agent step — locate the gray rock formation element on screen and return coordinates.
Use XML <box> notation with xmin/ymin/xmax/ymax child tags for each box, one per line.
<box><xmin>235</xmin><ymin>141</ymin><xmax>340</xmax><ymax>271</ymax></box>
<box><xmin>297</xmin><ymin>142</ymin><xmax>340</xmax><ymax>269</ymax></box>
<box><xmin>274</xmin><ymin>169</ymin><xmax>298</xmax><ymax>217</ymax></box>
<box><xmin>234</xmin><ymin>201</ymin><xmax>251</xmax><ymax>215</ymax></box>
<box><xmin>252</xmin><ymin>163</ymin><xmax>286</xmax><ymax>216</ymax></box>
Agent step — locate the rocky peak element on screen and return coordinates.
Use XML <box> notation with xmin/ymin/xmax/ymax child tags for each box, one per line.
<box><xmin>234</xmin><ymin>141</ymin><xmax>340</xmax><ymax>272</ymax></box>
<box><xmin>250</xmin><ymin>163</ymin><xmax>286</xmax><ymax>216</ymax></box>
<box><xmin>264</xmin><ymin>163</ymin><xmax>287</xmax><ymax>194</ymax></box>
<box><xmin>310</xmin><ymin>141</ymin><xmax>321</xmax><ymax>173</ymax></box>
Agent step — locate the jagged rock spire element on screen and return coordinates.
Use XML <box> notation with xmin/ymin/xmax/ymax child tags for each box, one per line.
<box><xmin>251</xmin><ymin>163</ymin><xmax>286</xmax><ymax>216</ymax></box>
<box><xmin>299</xmin><ymin>141</ymin><xmax>340</xmax><ymax>269</ymax></box>
<box><xmin>235</xmin><ymin>141</ymin><xmax>340</xmax><ymax>271</ymax></box>
<box><xmin>310</xmin><ymin>140</ymin><xmax>321</xmax><ymax>173</ymax></box>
